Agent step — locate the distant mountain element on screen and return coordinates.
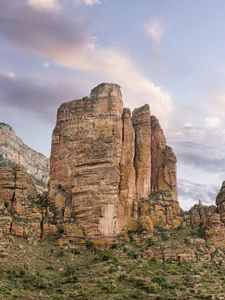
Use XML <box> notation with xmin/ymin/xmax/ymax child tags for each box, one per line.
<box><xmin>0</xmin><ymin>122</ymin><xmax>49</xmax><ymax>192</ymax></box>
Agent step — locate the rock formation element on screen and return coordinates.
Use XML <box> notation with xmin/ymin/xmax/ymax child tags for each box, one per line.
<box><xmin>0</xmin><ymin>123</ymin><xmax>49</xmax><ymax>191</ymax></box>
<box><xmin>132</xmin><ymin>104</ymin><xmax>151</xmax><ymax>200</ymax></box>
<box><xmin>49</xmin><ymin>83</ymin><xmax>180</xmax><ymax>246</ymax></box>
<box><xmin>216</xmin><ymin>181</ymin><xmax>225</xmax><ymax>223</ymax></box>
<box><xmin>0</xmin><ymin>82</ymin><xmax>225</xmax><ymax>253</ymax></box>
<box><xmin>185</xmin><ymin>185</ymin><xmax>225</xmax><ymax>249</ymax></box>
<box><xmin>204</xmin><ymin>182</ymin><xmax>225</xmax><ymax>248</ymax></box>
<box><xmin>187</xmin><ymin>200</ymin><xmax>217</xmax><ymax>228</ymax></box>
<box><xmin>0</xmin><ymin>165</ymin><xmax>41</xmax><ymax>240</ymax></box>
<box><xmin>151</xmin><ymin>116</ymin><xmax>177</xmax><ymax>199</ymax></box>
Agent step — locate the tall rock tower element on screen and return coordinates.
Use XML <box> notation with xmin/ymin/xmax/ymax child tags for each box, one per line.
<box><xmin>49</xmin><ymin>83</ymin><xmax>180</xmax><ymax>247</ymax></box>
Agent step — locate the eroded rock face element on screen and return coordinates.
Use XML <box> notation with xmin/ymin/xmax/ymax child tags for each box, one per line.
<box><xmin>49</xmin><ymin>83</ymin><xmax>179</xmax><ymax>246</ymax></box>
<box><xmin>132</xmin><ymin>105</ymin><xmax>151</xmax><ymax>200</ymax></box>
<box><xmin>202</xmin><ymin>182</ymin><xmax>225</xmax><ymax>248</ymax></box>
<box><xmin>187</xmin><ymin>200</ymin><xmax>217</xmax><ymax>228</ymax></box>
<box><xmin>141</xmin><ymin>191</ymin><xmax>182</xmax><ymax>231</ymax></box>
<box><xmin>119</xmin><ymin>108</ymin><xmax>137</xmax><ymax>231</ymax></box>
<box><xmin>49</xmin><ymin>83</ymin><xmax>124</xmax><ymax>245</ymax></box>
<box><xmin>151</xmin><ymin>116</ymin><xmax>177</xmax><ymax>200</ymax></box>
<box><xmin>205</xmin><ymin>214</ymin><xmax>225</xmax><ymax>248</ymax></box>
<box><xmin>0</xmin><ymin>165</ymin><xmax>41</xmax><ymax>240</ymax></box>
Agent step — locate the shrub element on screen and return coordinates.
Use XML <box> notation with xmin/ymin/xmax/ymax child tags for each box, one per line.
<box><xmin>98</xmin><ymin>251</ymin><xmax>118</xmax><ymax>262</ymax></box>
<box><xmin>197</xmin><ymin>226</ymin><xmax>206</xmax><ymax>238</ymax></box>
<box><xmin>134</xmin><ymin>278</ymin><xmax>158</xmax><ymax>293</ymax></box>
<box><xmin>55</xmin><ymin>248</ymin><xmax>65</xmax><ymax>257</ymax></box>
<box><xmin>127</xmin><ymin>251</ymin><xmax>138</xmax><ymax>259</ymax></box>
<box><xmin>62</xmin><ymin>265</ymin><xmax>78</xmax><ymax>284</ymax></box>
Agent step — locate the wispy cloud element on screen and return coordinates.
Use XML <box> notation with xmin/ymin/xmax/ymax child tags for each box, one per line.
<box><xmin>0</xmin><ymin>73</ymin><xmax>83</xmax><ymax>121</ymax></box>
<box><xmin>178</xmin><ymin>179</ymin><xmax>218</xmax><ymax>210</ymax></box>
<box><xmin>145</xmin><ymin>18</ymin><xmax>165</xmax><ymax>46</ymax></box>
<box><xmin>0</xmin><ymin>1</ymin><xmax>173</xmax><ymax>125</ymax></box>
<box><xmin>1</xmin><ymin>70</ymin><xmax>16</xmax><ymax>79</ymax></box>
<box><xmin>27</xmin><ymin>0</ymin><xmax>61</xmax><ymax>12</ymax></box>
<box><xmin>76</xmin><ymin>0</ymin><xmax>101</xmax><ymax>5</ymax></box>
<box><xmin>205</xmin><ymin>117</ymin><xmax>221</xmax><ymax>128</ymax></box>
<box><xmin>145</xmin><ymin>18</ymin><xmax>166</xmax><ymax>68</ymax></box>
<box><xmin>169</xmin><ymin>121</ymin><xmax>225</xmax><ymax>174</ymax></box>
<box><xmin>27</xmin><ymin>0</ymin><xmax>100</xmax><ymax>13</ymax></box>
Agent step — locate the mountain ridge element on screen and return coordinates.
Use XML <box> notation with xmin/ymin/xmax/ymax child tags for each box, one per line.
<box><xmin>0</xmin><ymin>122</ymin><xmax>49</xmax><ymax>191</ymax></box>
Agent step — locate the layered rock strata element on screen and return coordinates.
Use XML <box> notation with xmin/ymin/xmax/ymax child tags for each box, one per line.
<box><xmin>0</xmin><ymin>165</ymin><xmax>41</xmax><ymax>240</ymax></box>
<box><xmin>0</xmin><ymin>123</ymin><xmax>49</xmax><ymax>191</ymax></box>
<box><xmin>49</xmin><ymin>83</ymin><xmax>179</xmax><ymax>246</ymax></box>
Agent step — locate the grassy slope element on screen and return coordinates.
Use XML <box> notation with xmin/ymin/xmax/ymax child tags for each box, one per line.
<box><xmin>0</xmin><ymin>231</ymin><xmax>224</xmax><ymax>300</ymax></box>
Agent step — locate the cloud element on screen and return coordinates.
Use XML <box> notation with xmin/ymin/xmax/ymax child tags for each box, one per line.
<box><xmin>145</xmin><ymin>19</ymin><xmax>165</xmax><ymax>46</ymax></box>
<box><xmin>0</xmin><ymin>1</ymin><xmax>173</xmax><ymax>125</ymax></box>
<box><xmin>77</xmin><ymin>0</ymin><xmax>101</xmax><ymax>5</ymax></box>
<box><xmin>177</xmin><ymin>151</ymin><xmax>225</xmax><ymax>173</ymax></box>
<box><xmin>1</xmin><ymin>71</ymin><xmax>16</xmax><ymax>79</ymax></box>
<box><xmin>27</xmin><ymin>0</ymin><xmax>100</xmax><ymax>11</ymax></box>
<box><xmin>27</xmin><ymin>0</ymin><xmax>61</xmax><ymax>12</ymax></box>
<box><xmin>169</xmin><ymin>123</ymin><xmax>225</xmax><ymax>174</ymax></box>
<box><xmin>178</xmin><ymin>179</ymin><xmax>218</xmax><ymax>210</ymax></box>
<box><xmin>205</xmin><ymin>117</ymin><xmax>221</xmax><ymax>128</ymax></box>
<box><xmin>0</xmin><ymin>73</ymin><xmax>82</xmax><ymax>121</ymax></box>
<box><xmin>43</xmin><ymin>61</ymin><xmax>50</xmax><ymax>68</ymax></box>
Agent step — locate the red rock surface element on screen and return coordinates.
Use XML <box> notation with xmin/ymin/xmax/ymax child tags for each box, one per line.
<box><xmin>49</xmin><ymin>83</ymin><xmax>180</xmax><ymax>246</ymax></box>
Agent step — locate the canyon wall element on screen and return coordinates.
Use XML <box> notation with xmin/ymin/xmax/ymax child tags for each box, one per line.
<box><xmin>49</xmin><ymin>83</ymin><xmax>179</xmax><ymax>246</ymax></box>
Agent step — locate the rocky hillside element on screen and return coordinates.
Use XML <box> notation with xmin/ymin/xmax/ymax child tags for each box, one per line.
<box><xmin>0</xmin><ymin>231</ymin><xmax>224</xmax><ymax>300</ymax></box>
<box><xmin>0</xmin><ymin>123</ymin><xmax>49</xmax><ymax>191</ymax></box>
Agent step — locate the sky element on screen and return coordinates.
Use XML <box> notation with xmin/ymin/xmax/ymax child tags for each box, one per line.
<box><xmin>1</xmin><ymin>0</ymin><xmax>225</xmax><ymax>210</ymax></box>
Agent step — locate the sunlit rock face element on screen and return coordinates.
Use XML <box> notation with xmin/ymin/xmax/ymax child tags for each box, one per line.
<box><xmin>49</xmin><ymin>83</ymin><xmax>179</xmax><ymax>246</ymax></box>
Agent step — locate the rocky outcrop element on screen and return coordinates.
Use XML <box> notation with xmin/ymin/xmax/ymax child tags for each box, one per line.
<box><xmin>49</xmin><ymin>83</ymin><xmax>180</xmax><ymax>246</ymax></box>
<box><xmin>216</xmin><ymin>181</ymin><xmax>225</xmax><ymax>223</ymax></box>
<box><xmin>0</xmin><ymin>165</ymin><xmax>41</xmax><ymax>240</ymax></box>
<box><xmin>187</xmin><ymin>200</ymin><xmax>217</xmax><ymax>228</ymax></box>
<box><xmin>0</xmin><ymin>123</ymin><xmax>49</xmax><ymax>191</ymax></box>
<box><xmin>132</xmin><ymin>105</ymin><xmax>151</xmax><ymax>200</ymax></box>
<box><xmin>205</xmin><ymin>213</ymin><xmax>225</xmax><ymax>248</ymax></box>
<box><xmin>151</xmin><ymin>116</ymin><xmax>177</xmax><ymax>199</ymax></box>
<box><xmin>139</xmin><ymin>191</ymin><xmax>182</xmax><ymax>232</ymax></box>
<box><xmin>204</xmin><ymin>182</ymin><xmax>225</xmax><ymax>248</ymax></box>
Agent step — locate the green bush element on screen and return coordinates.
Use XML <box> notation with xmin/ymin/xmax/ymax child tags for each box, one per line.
<box><xmin>197</xmin><ymin>226</ymin><xmax>206</xmax><ymax>238</ymax></box>
<box><xmin>62</xmin><ymin>265</ymin><xmax>78</xmax><ymax>284</ymax></box>
<box><xmin>98</xmin><ymin>251</ymin><xmax>118</xmax><ymax>262</ymax></box>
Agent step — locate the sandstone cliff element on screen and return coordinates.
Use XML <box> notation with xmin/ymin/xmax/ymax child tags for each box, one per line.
<box><xmin>0</xmin><ymin>123</ymin><xmax>49</xmax><ymax>191</ymax></box>
<box><xmin>49</xmin><ymin>83</ymin><xmax>180</xmax><ymax>246</ymax></box>
<box><xmin>0</xmin><ymin>165</ymin><xmax>41</xmax><ymax>240</ymax></box>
